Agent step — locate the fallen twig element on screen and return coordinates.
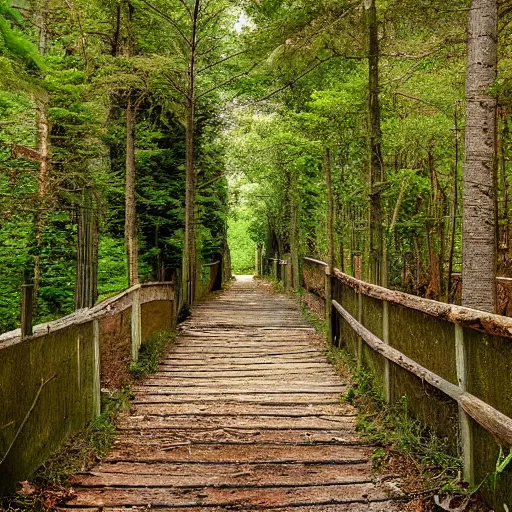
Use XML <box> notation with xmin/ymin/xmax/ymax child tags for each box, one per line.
<box><xmin>0</xmin><ymin>374</ymin><xmax>57</xmax><ymax>467</ymax></box>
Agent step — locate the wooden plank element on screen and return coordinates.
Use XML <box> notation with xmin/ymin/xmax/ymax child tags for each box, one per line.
<box><xmin>72</xmin><ymin>463</ymin><xmax>371</xmax><ymax>488</ymax></box>
<box><xmin>65</xmin><ymin>482</ymin><xmax>390</xmax><ymax>508</ymax></box>
<box><xmin>66</xmin><ymin>278</ymin><xmax>394</xmax><ymax>510</ymax></box>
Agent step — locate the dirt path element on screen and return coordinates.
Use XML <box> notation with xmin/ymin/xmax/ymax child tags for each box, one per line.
<box><xmin>64</xmin><ymin>277</ymin><xmax>404</xmax><ymax>511</ymax></box>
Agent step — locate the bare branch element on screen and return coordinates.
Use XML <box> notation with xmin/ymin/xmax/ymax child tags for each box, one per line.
<box><xmin>162</xmin><ymin>72</ymin><xmax>189</xmax><ymax>100</ymax></box>
<box><xmin>198</xmin><ymin>173</ymin><xmax>225</xmax><ymax>190</ymax></box>
<box><xmin>176</xmin><ymin>0</ymin><xmax>191</xmax><ymax>17</ymax></box>
<box><xmin>197</xmin><ymin>5</ymin><xmax>227</xmax><ymax>30</ymax></box>
<box><xmin>393</xmin><ymin>91</ymin><xmax>446</xmax><ymax>113</ymax></box>
<box><xmin>246</xmin><ymin>55</ymin><xmax>356</xmax><ymax>106</ymax></box>
<box><xmin>197</xmin><ymin>50</ymin><xmax>247</xmax><ymax>74</ymax></box>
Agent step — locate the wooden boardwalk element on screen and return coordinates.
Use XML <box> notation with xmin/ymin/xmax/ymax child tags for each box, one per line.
<box><xmin>64</xmin><ymin>277</ymin><xmax>402</xmax><ymax>511</ymax></box>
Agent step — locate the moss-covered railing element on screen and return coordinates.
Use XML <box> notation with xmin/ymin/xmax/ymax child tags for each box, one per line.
<box><xmin>0</xmin><ymin>282</ymin><xmax>175</xmax><ymax>496</ymax></box>
<box><xmin>303</xmin><ymin>257</ymin><xmax>512</xmax><ymax>508</ymax></box>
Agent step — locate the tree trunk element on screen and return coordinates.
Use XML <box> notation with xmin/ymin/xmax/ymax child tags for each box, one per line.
<box><xmin>75</xmin><ymin>188</ymin><xmax>99</xmax><ymax>309</ymax></box>
<box><xmin>462</xmin><ymin>0</ymin><xmax>497</xmax><ymax>313</ymax></box>
<box><xmin>184</xmin><ymin>99</ymin><xmax>197</xmax><ymax>305</ymax></box>
<box><xmin>367</xmin><ymin>0</ymin><xmax>384</xmax><ymax>285</ymax></box>
<box><xmin>125</xmin><ymin>95</ymin><xmax>139</xmax><ymax>286</ymax></box>
<box><xmin>182</xmin><ymin>0</ymin><xmax>200</xmax><ymax>308</ymax></box>
<box><xmin>33</xmin><ymin>1</ymin><xmax>50</xmax><ymax>304</ymax></box>
<box><xmin>448</xmin><ymin>101</ymin><xmax>461</xmax><ymax>300</ymax></box>
<box><xmin>289</xmin><ymin>169</ymin><xmax>299</xmax><ymax>289</ymax></box>
<box><xmin>325</xmin><ymin>148</ymin><xmax>335</xmax><ymax>272</ymax></box>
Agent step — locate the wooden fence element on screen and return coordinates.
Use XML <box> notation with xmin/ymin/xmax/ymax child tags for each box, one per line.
<box><xmin>300</xmin><ymin>258</ymin><xmax>512</xmax><ymax>509</ymax></box>
<box><xmin>0</xmin><ymin>281</ymin><xmax>176</xmax><ymax>496</ymax></box>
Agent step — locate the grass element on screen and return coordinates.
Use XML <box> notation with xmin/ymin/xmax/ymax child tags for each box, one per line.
<box><xmin>295</xmin><ymin>288</ymin><xmax>464</xmax><ymax>499</ymax></box>
<box><xmin>327</xmin><ymin>344</ymin><xmax>462</xmax><ymax>479</ymax></box>
<box><xmin>130</xmin><ymin>329</ymin><xmax>176</xmax><ymax>380</ymax></box>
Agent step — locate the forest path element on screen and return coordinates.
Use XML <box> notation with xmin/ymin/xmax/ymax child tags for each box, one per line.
<box><xmin>63</xmin><ymin>278</ymin><xmax>403</xmax><ymax>511</ymax></box>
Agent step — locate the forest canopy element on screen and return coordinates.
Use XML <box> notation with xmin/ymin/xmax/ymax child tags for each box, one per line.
<box><xmin>0</xmin><ymin>0</ymin><xmax>510</xmax><ymax>332</ymax></box>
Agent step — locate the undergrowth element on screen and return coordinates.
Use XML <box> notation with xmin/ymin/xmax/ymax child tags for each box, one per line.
<box><xmin>296</xmin><ymin>290</ymin><xmax>464</xmax><ymax>500</ymax></box>
<box><xmin>130</xmin><ymin>329</ymin><xmax>176</xmax><ymax>380</ymax></box>
<box><xmin>326</xmin><ymin>345</ymin><xmax>462</xmax><ymax>487</ymax></box>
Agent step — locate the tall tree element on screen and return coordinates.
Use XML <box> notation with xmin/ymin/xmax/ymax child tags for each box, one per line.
<box><xmin>462</xmin><ymin>0</ymin><xmax>498</xmax><ymax>312</ymax></box>
<box><xmin>367</xmin><ymin>0</ymin><xmax>384</xmax><ymax>285</ymax></box>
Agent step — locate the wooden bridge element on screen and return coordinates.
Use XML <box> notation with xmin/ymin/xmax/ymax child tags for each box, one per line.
<box><xmin>2</xmin><ymin>261</ymin><xmax>512</xmax><ymax>509</ymax></box>
<box><xmin>62</xmin><ymin>277</ymin><xmax>402</xmax><ymax>510</ymax></box>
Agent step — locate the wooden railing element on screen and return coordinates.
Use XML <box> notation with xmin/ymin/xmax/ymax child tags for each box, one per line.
<box><xmin>0</xmin><ymin>282</ymin><xmax>175</xmax><ymax>496</ymax></box>
<box><xmin>202</xmin><ymin>260</ymin><xmax>223</xmax><ymax>295</ymax></box>
<box><xmin>302</xmin><ymin>257</ymin><xmax>512</xmax><ymax>507</ymax></box>
<box><xmin>267</xmin><ymin>257</ymin><xmax>291</xmax><ymax>289</ymax></box>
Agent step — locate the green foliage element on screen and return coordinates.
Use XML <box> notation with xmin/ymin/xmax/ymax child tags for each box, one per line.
<box><xmin>130</xmin><ymin>330</ymin><xmax>176</xmax><ymax>380</ymax></box>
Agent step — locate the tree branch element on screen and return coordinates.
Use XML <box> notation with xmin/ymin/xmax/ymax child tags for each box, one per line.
<box><xmin>197</xmin><ymin>5</ymin><xmax>227</xmax><ymax>30</ymax></box>
<box><xmin>197</xmin><ymin>50</ymin><xmax>247</xmax><ymax>74</ymax></box>
<box><xmin>138</xmin><ymin>0</ymin><xmax>191</xmax><ymax>47</ymax></box>
<box><xmin>247</xmin><ymin>56</ymin><xmax>341</xmax><ymax>106</ymax></box>
<box><xmin>162</xmin><ymin>72</ymin><xmax>189</xmax><ymax>100</ymax></box>
<box><xmin>197</xmin><ymin>63</ymin><xmax>259</xmax><ymax>99</ymax></box>
<box><xmin>0</xmin><ymin>374</ymin><xmax>57</xmax><ymax>468</ymax></box>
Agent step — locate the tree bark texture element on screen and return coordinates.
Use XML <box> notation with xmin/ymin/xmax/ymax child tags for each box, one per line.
<box><xmin>75</xmin><ymin>189</ymin><xmax>99</xmax><ymax>309</ymax></box>
<box><xmin>182</xmin><ymin>0</ymin><xmax>200</xmax><ymax>308</ymax></box>
<box><xmin>462</xmin><ymin>0</ymin><xmax>498</xmax><ymax>313</ymax></box>
<box><xmin>289</xmin><ymin>169</ymin><xmax>299</xmax><ymax>289</ymax></box>
<box><xmin>33</xmin><ymin>1</ymin><xmax>50</xmax><ymax>303</ymax></box>
<box><xmin>125</xmin><ymin>96</ymin><xmax>139</xmax><ymax>286</ymax></box>
<box><xmin>325</xmin><ymin>148</ymin><xmax>335</xmax><ymax>273</ymax></box>
<box><xmin>367</xmin><ymin>0</ymin><xmax>384</xmax><ymax>286</ymax></box>
<box><xmin>448</xmin><ymin>102</ymin><xmax>461</xmax><ymax>300</ymax></box>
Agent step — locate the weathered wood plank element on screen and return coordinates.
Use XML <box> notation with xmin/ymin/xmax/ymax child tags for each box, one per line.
<box><xmin>63</xmin><ymin>278</ymin><xmax>396</xmax><ymax>511</ymax></box>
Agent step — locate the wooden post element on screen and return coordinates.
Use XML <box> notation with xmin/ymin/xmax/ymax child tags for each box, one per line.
<box><xmin>21</xmin><ymin>284</ymin><xmax>34</xmax><ymax>339</ymax></box>
<box><xmin>131</xmin><ymin>287</ymin><xmax>142</xmax><ymax>362</ymax></box>
<box><xmin>354</xmin><ymin>255</ymin><xmax>362</xmax><ymax>280</ymax></box>
<box><xmin>325</xmin><ymin>266</ymin><xmax>333</xmax><ymax>345</ymax></box>
<box><xmin>455</xmin><ymin>323</ymin><xmax>474</xmax><ymax>485</ymax></box>
<box><xmin>357</xmin><ymin>291</ymin><xmax>363</xmax><ymax>368</ymax></box>
<box><xmin>92</xmin><ymin>318</ymin><xmax>101</xmax><ymax>418</ymax></box>
<box><xmin>382</xmin><ymin>301</ymin><xmax>391</xmax><ymax>402</ymax></box>
<box><xmin>255</xmin><ymin>247</ymin><xmax>260</xmax><ymax>277</ymax></box>
<box><xmin>273</xmin><ymin>257</ymin><xmax>278</xmax><ymax>282</ymax></box>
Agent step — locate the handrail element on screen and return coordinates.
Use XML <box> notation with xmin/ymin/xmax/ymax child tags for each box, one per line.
<box><xmin>303</xmin><ymin>257</ymin><xmax>328</xmax><ymax>267</ymax></box>
<box><xmin>203</xmin><ymin>260</ymin><xmax>221</xmax><ymax>267</ymax></box>
<box><xmin>333</xmin><ymin>268</ymin><xmax>512</xmax><ymax>339</ymax></box>
<box><xmin>332</xmin><ymin>299</ymin><xmax>512</xmax><ymax>446</ymax></box>
<box><xmin>0</xmin><ymin>281</ymin><xmax>175</xmax><ymax>347</ymax></box>
<box><xmin>302</xmin><ymin>256</ymin><xmax>512</xmax><ymax>339</ymax></box>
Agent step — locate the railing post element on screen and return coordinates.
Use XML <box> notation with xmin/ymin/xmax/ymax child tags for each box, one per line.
<box><xmin>255</xmin><ymin>247</ymin><xmax>260</xmax><ymax>278</ymax></box>
<box><xmin>325</xmin><ymin>266</ymin><xmax>333</xmax><ymax>345</ymax></box>
<box><xmin>21</xmin><ymin>283</ymin><xmax>34</xmax><ymax>339</ymax></box>
<box><xmin>455</xmin><ymin>323</ymin><xmax>474</xmax><ymax>485</ymax></box>
<box><xmin>382</xmin><ymin>301</ymin><xmax>391</xmax><ymax>403</ymax></box>
<box><xmin>92</xmin><ymin>318</ymin><xmax>101</xmax><ymax>418</ymax></box>
<box><xmin>357</xmin><ymin>290</ymin><xmax>363</xmax><ymax>368</ymax></box>
<box><xmin>131</xmin><ymin>286</ymin><xmax>142</xmax><ymax>362</ymax></box>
